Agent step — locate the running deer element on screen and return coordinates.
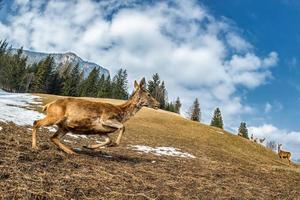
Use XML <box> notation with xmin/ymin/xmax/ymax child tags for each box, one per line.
<box><xmin>278</xmin><ymin>144</ymin><xmax>291</xmax><ymax>165</ymax></box>
<box><xmin>32</xmin><ymin>78</ymin><xmax>159</xmax><ymax>154</ymax></box>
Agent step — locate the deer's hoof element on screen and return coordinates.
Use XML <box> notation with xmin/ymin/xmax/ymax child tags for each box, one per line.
<box><xmin>32</xmin><ymin>146</ymin><xmax>39</xmax><ymax>150</ymax></box>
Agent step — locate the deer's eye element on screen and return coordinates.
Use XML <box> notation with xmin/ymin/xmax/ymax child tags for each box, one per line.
<box><xmin>147</xmin><ymin>93</ymin><xmax>150</xmax><ymax>97</ymax></box>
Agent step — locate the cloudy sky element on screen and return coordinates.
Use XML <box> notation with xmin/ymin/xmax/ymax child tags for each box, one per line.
<box><xmin>0</xmin><ymin>0</ymin><xmax>300</xmax><ymax>160</ymax></box>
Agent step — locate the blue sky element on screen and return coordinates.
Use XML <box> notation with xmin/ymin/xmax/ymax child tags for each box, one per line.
<box><xmin>202</xmin><ymin>0</ymin><xmax>300</xmax><ymax>130</ymax></box>
<box><xmin>0</xmin><ymin>0</ymin><xmax>299</xmax><ymax>159</ymax></box>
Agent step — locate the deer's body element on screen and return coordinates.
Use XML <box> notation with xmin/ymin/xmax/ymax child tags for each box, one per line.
<box><xmin>32</xmin><ymin>78</ymin><xmax>159</xmax><ymax>154</ymax></box>
<box><xmin>278</xmin><ymin>144</ymin><xmax>291</xmax><ymax>165</ymax></box>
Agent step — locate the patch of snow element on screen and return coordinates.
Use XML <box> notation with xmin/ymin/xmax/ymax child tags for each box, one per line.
<box><xmin>67</xmin><ymin>133</ymin><xmax>80</xmax><ymax>139</ymax></box>
<box><xmin>64</xmin><ymin>139</ymin><xmax>72</xmax><ymax>143</ymax></box>
<box><xmin>66</xmin><ymin>133</ymin><xmax>88</xmax><ymax>139</ymax></box>
<box><xmin>130</xmin><ymin>145</ymin><xmax>196</xmax><ymax>158</ymax></box>
<box><xmin>0</xmin><ymin>90</ymin><xmax>44</xmax><ymax>126</ymax></box>
<box><xmin>45</xmin><ymin>126</ymin><xmax>57</xmax><ymax>132</ymax></box>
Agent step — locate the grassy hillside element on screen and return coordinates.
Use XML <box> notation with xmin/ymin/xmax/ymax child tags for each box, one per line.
<box><xmin>0</xmin><ymin>93</ymin><xmax>299</xmax><ymax>199</ymax></box>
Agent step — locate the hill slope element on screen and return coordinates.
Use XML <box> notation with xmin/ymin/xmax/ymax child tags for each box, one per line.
<box><xmin>0</xmin><ymin>93</ymin><xmax>299</xmax><ymax>200</ymax></box>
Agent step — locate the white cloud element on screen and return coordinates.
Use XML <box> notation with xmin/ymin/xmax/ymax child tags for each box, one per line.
<box><xmin>226</xmin><ymin>33</ymin><xmax>252</xmax><ymax>51</ymax></box>
<box><xmin>0</xmin><ymin>0</ymin><xmax>278</xmax><ymax>129</ymax></box>
<box><xmin>264</xmin><ymin>102</ymin><xmax>272</xmax><ymax>113</ymax></box>
<box><xmin>249</xmin><ymin>124</ymin><xmax>300</xmax><ymax>160</ymax></box>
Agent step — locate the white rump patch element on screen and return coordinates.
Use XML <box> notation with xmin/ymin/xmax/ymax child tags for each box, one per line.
<box><xmin>0</xmin><ymin>127</ymin><xmax>2</xmax><ymax>131</ymax></box>
<box><xmin>130</xmin><ymin>145</ymin><xmax>196</xmax><ymax>158</ymax></box>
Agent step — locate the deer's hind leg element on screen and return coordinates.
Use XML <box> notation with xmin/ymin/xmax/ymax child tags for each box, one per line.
<box><xmin>83</xmin><ymin>135</ymin><xmax>111</xmax><ymax>150</ymax></box>
<box><xmin>32</xmin><ymin>116</ymin><xmax>62</xmax><ymax>149</ymax></box>
<box><xmin>50</xmin><ymin>128</ymin><xmax>76</xmax><ymax>154</ymax></box>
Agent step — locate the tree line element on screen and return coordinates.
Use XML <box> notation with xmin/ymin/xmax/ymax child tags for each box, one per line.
<box><xmin>0</xmin><ymin>40</ymin><xmax>181</xmax><ymax>113</ymax></box>
<box><xmin>0</xmin><ymin>40</ymin><xmax>129</xmax><ymax>99</ymax></box>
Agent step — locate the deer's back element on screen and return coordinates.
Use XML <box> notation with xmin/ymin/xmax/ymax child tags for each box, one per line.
<box><xmin>47</xmin><ymin>98</ymin><xmax>122</xmax><ymax>120</ymax></box>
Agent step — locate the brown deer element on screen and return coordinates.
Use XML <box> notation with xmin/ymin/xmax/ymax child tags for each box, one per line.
<box><xmin>278</xmin><ymin>144</ymin><xmax>291</xmax><ymax>165</ymax></box>
<box><xmin>32</xmin><ymin>78</ymin><xmax>159</xmax><ymax>154</ymax></box>
<box><xmin>259</xmin><ymin>138</ymin><xmax>265</xmax><ymax>144</ymax></box>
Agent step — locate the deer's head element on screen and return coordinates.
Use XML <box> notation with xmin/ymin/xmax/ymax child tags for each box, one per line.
<box><xmin>131</xmin><ymin>78</ymin><xmax>159</xmax><ymax>109</ymax></box>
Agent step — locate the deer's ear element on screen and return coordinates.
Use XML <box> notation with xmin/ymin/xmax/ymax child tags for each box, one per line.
<box><xmin>134</xmin><ymin>80</ymin><xmax>139</xmax><ymax>90</ymax></box>
<box><xmin>140</xmin><ymin>77</ymin><xmax>146</xmax><ymax>89</ymax></box>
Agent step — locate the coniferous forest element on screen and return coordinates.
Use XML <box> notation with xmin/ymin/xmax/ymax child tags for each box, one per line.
<box><xmin>0</xmin><ymin>40</ymin><xmax>180</xmax><ymax>113</ymax></box>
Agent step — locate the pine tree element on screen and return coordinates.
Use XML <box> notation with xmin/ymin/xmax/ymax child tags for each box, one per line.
<box><xmin>158</xmin><ymin>81</ymin><xmax>167</xmax><ymax>109</ymax></box>
<box><xmin>210</xmin><ymin>108</ymin><xmax>224</xmax><ymax>129</ymax></box>
<box><xmin>31</xmin><ymin>56</ymin><xmax>55</xmax><ymax>93</ymax></box>
<box><xmin>79</xmin><ymin>67</ymin><xmax>99</xmax><ymax>97</ymax></box>
<box><xmin>238</xmin><ymin>122</ymin><xmax>249</xmax><ymax>139</ymax></box>
<box><xmin>147</xmin><ymin>73</ymin><xmax>167</xmax><ymax>109</ymax></box>
<box><xmin>62</xmin><ymin>63</ymin><xmax>80</xmax><ymax>96</ymax></box>
<box><xmin>48</xmin><ymin>70</ymin><xmax>62</xmax><ymax>94</ymax></box>
<box><xmin>165</xmin><ymin>101</ymin><xmax>176</xmax><ymax>113</ymax></box>
<box><xmin>103</xmin><ymin>74</ymin><xmax>112</xmax><ymax>98</ymax></box>
<box><xmin>96</xmin><ymin>74</ymin><xmax>107</xmax><ymax>98</ymax></box>
<box><xmin>189</xmin><ymin>98</ymin><xmax>201</xmax><ymax>122</ymax></box>
<box><xmin>174</xmin><ymin>97</ymin><xmax>182</xmax><ymax>114</ymax></box>
<box><xmin>0</xmin><ymin>47</ymin><xmax>27</xmax><ymax>92</ymax></box>
<box><xmin>111</xmin><ymin>69</ymin><xmax>128</xmax><ymax>100</ymax></box>
<box><xmin>147</xmin><ymin>73</ymin><xmax>160</xmax><ymax>95</ymax></box>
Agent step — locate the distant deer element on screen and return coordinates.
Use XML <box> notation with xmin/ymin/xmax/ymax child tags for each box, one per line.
<box><xmin>259</xmin><ymin>138</ymin><xmax>265</xmax><ymax>144</ymax></box>
<box><xmin>278</xmin><ymin>144</ymin><xmax>291</xmax><ymax>165</ymax></box>
<box><xmin>32</xmin><ymin>78</ymin><xmax>159</xmax><ymax>154</ymax></box>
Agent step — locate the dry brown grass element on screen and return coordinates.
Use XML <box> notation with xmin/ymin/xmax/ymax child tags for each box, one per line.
<box><xmin>0</xmin><ymin>93</ymin><xmax>299</xmax><ymax>200</ymax></box>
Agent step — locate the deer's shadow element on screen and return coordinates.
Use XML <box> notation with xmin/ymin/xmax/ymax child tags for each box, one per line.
<box><xmin>74</xmin><ymin>148</ymin><xmax>156</xmax><ymax>164</ymax></box>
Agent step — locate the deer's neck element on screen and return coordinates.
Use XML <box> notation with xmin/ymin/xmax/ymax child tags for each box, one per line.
<box><xmin>119</xmin><ymin>99</ymin><xmax>141</xmax><ymax>122</ymax></box>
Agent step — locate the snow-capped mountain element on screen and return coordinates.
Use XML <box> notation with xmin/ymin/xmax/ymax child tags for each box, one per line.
<box><xmin>10</xmin><ymin>49</ymin><xmax>110</xmax><ymax>78</ymax></box>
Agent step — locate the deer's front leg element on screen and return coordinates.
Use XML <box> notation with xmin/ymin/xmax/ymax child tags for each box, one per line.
<box><xmin>102</xmin><ymin>120</ymin><xmax>125</xmax><ymax>147</ymax></box>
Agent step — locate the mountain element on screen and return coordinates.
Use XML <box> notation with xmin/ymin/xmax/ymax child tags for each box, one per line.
<box><xmin>10</xmin><ymin>49</ymin><xmax>110</xmax><ymax>78</ymax></box>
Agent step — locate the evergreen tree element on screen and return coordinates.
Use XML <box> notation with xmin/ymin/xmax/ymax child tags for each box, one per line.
<box><xmin>147</xmin><ymin>73</ymin><xmax>160</xmax><ymax>95</ymax></box>
<box><xmin>62</xmin><ymin>63</ymin><xmax>80</xmax><ymax>96</ymax></box>
<box><xmin>0</xmin><ymin>47</ymin><xmax>27</xmax><ymax>92</ymax></box>
<box><xmin>174</xmin><ymin>97</ymin><xmax>182</xmax><ymax>114</ymax></box>
<box><xmin>48</xmin><ymin>70</ymin><xmax>63</xmax><ymax>94</ymax></box>
<box><xmin>96</xmin><ymin>74</ymin><xmax>110</xmax><ymax>98</ymax></box>
<box><xmin>147</xmin><ymin>73</ymin><xmax>167</xmax><ymax>109</ymax></box>
<box><xmin>103</xmin><ymin>74</ymin><xmax>112</xmax><ymax>98</ymax></box>
<box><xmin>189</xmin><ymin>98</ymin><xmax>201</xmax><ymax>122</ymax></box>
<box><xmin>158</xmin><ymin>81</ymin><xmax>167</xmax><ymax>108</ymax></box>
<box><xmin>31</xmin><ymin>56</ymin><xmax>55</xmax><ymax>93</ymax></box>
<box><xmin>165</xmin><ymin>101</ymin><xmax>176</xmax><ymax>113</ymax></box>
<box><xmin>210</xmin><ymin>107</ymin><xmax>224</xmax><ymax>129</ymax></box>
<box><xmin>238</xmin><ymin>122</ymin><xmax>249</xmax><ymax>139</ymax></box>
<box><xmin>111</xmin><ymin>69</ymin><xmax>128</xmax><ymax>100</ymax></box>
<box><xmin>79</xmin><ymin>67</ymin><xmax>99</xmax><ymax>97</ymax></box>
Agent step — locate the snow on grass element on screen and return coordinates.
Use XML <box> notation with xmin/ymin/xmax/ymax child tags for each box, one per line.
<box><xmin>0</xmin><ymin>90</ymin><xmax>44</xmax><ymax>126</ymax></box>
<box><xmin>130</xmin><ymin>145</ymin><xmax>196</xmax><ymax>158</ymax></box>
<box><xmin>66</xmin><ymin>133</ymin><xmax>88</xmax><ymax>139</ymax></box>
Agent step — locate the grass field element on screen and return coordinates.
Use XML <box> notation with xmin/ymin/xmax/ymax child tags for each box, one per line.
<box><xmin>0</xmin><ymin>93</ymin><xmax>299</xmax><ymax>199</ymax></box>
